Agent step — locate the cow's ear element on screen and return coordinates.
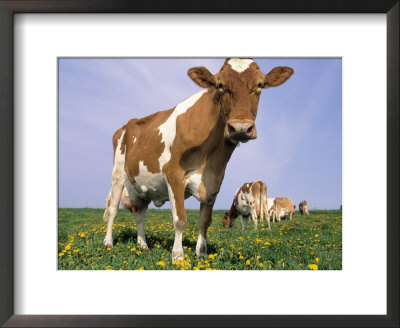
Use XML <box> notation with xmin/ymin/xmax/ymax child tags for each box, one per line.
<box><xmin>263</xmin><ymin>66</ymin><xmax>294</xmax><ymax>87</ymax></box>
<box><xmin>188</xmin><ymin>66</ymin><xmax>216</xmax><ymax>88</ymax></box>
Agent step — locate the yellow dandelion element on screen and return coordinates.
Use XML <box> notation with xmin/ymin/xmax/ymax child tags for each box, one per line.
<box><xmin>245</xmin><ymin>260</ymin><xmax>250</xmax><ymax>265</ymax></box>
<box><xmin>105</xmin><ymin>265</ymin><xmax>112</xmax><ymax>270</ymax></box>
<box><xmin>65</xmin><ymin>245</ymin><xmax>71</xmax><ymax>251</ymax></box>
<box><xmin>308</xmin><ymin>264</ymin><xmax>318</xmax><ymax>270</ymax></box>
<box><xmin>315</xmin><ymin>234</ymin><xmax>319</xmax><ymax>237</ymax></box>
<box><xmin>72</xmin><ymin>249</ymin><xmax>79</xmax><ymax>256</ymax></box>
<box><xmin>79</xmin><ymin>233</ymin><xmax>85</xmax><ymax>238</ymax></box>
<box><xmin>239</xmin><ymin>256</ymin><xmax>244</xmax><ymax>260</ymax></box>
<box><xmin>315</xmin><ymin>257</ymin><xmax>320</xmax><ymax>263</ymax></box>
<box><xmin>264</xmin><ymin>241</ymin><xmax>271</xmax><ymax>246</ymax></box>
<box><xmin>58</xmin><ymin>252</ymin><xmax>65</xmax><ymax>257</ymax></box>
<box><xmin>106</xmin><ymin>247</ymin><xmax>111</xmax><ymax>251</ymax></box>
<box><xmin>259</xmin><ymin>263</ymin><xmax>263</xmax><ymax>267</ymax></box>
<box><xmin>157</xmin><ymin>261</ymin><xmax>166</xmax><ymax>267</ymax></box>
<box><xmin>138</xmin><ymin>267</ymin><xmax>144</xmax><ymax>270</ymax></box>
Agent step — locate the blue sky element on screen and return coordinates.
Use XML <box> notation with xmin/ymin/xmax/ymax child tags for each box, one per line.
<box><xmin>59</xmin><ymin>58</ymin><xmax>341</xmax><ymax>210</ymax></box>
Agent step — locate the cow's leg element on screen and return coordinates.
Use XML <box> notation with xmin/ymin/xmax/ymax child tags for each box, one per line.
<box><xmin>266</xmin><ymin>212</ymin><xmax>271</xmax><ymax>230</ymax></box>
<box><xmin>240</xmin><ymin>215</ymin><xmax>249</xmax><ymax>230</ymax></box>
<box><xmin>103</xmin><ymin>189</ymin><xmax>112</xmax><ymax>222</ymax></box>
<box><xmin>103</xmin><ymin>168</ymin><xmax>125</xmax><ymax>248</ymax></box>
<box><xmin>165</xmin><ymin>176</ymin><xmax>187</xmax><ymax>261</ymax></box>
<box><xmin>239</xmin><ymin>215</ymin><xmax>245</xmax><ymax>230</ymax></box>
<box><xmin>196</xmin><ymin>203</ymin><xmax>213</xmax><ymax>258</ymax></box>
<box><xmin>289</xmin><ymin>211</ymin><xmax>293</xmax><ymax>220</ymax></box>
<box><xmin>135</xmin><ymin>206</ymin><xmax>149</xmax><ymax>251</ymax></box>
<box><xmin>251</xmin><ymin>209</ymin><xmax>258</xmax><ymax>230</ymax></box>
<box><xmin>255</xmin><ymin>196</ymin><xmax>261</xmax><ymax>223</ymax></box>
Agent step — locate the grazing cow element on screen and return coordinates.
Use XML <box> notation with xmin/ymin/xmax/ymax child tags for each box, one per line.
<box><xmin>222</xmin><ymin>180</ymin><xmax>268</xmax><ymax>230</ymax></box>
<box><xmin>273</xmin><ymin>197</ymin><xmax>295</xmax><ymax>222</ymax></box>
<box><xmin>103</xmin><ymin>58</ymin><xmax>293</xmax><ymax>261</ymax></box>
<box><xmin>299</xmin><ymin>200</ymin><xmax>309</xmax><ymax>216</ymax></box>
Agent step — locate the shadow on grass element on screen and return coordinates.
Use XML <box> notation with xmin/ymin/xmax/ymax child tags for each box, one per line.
<box><xmin>113</xmin><ymin>229</ymin><xmax>218</xmax><ymax>254</ymax></box>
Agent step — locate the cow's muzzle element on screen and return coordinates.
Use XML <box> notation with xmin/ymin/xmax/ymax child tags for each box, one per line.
<box><xmin>226</xmin><ymin>119</ymin><xmax>257</xmax><ymax>142</ymax></box>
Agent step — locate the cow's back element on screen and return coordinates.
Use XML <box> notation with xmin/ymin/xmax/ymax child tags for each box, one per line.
<box><xmin>275</xmin><ymin>197</ymin><xmax>295</xmax><ymax>212</ymax></box>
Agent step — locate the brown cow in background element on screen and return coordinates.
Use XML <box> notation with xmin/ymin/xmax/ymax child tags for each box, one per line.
<box><xmin>222</xmin><ymin>180</ymin><xmax>269</xmax><ymax>230</ymax></box>
<box><xmin>273</xmin><ymin>197</ymin><xmax>295</xmax><ymax>222</ymax></box>
<box><xmin>299</xmin><ymin>200</ymin><xmax>309</xmax><ymax>216</ymax></box>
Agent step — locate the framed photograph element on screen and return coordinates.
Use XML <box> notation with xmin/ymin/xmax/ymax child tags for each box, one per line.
<box><xmin>0</xmin><ymin>1</ymin><xmax>398</xmax><ymax>327</ymax></box>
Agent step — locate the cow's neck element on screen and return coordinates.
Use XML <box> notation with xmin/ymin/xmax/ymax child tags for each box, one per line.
<box><xmin>227</xmin><ymin>200</ymin><xmax>239</xmax><ymax>219</ymax></box>
<box><xmin>201</xmin><ymin>90</ymin><xmax>237</xmax><ymax>165</ymax></box>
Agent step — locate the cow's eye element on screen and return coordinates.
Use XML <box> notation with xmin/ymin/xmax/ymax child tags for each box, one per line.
<box><xmin>257</xmin><ymin>82</ymin><xmax>263</xmax><ymax>88</ymax></box>
<box><xmin>217</xmin><ymin>82</ymin><xmax>224</xmax><ymax>90</ymax></box>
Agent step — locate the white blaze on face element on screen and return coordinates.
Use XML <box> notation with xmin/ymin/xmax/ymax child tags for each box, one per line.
<box><xmin>228</xmin><ymin>58</ymin><xmax>254</xmax><ymax>73</ymax></box>
<box><xmin>157</xmin><ymin>89</ymin><xmax>208</xmax><ymax>170</ymax></box>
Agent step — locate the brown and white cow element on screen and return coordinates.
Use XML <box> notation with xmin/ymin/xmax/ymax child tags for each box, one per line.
<box><xmin>103</xmin><ymin>58</ymin><xmax>293</xmax><ymax>261</ymax></box>
<box><xmin>299</xmin><ymin>200</ymin><xmax>309</xmax><ymax>216</ymax></box>
<box><xmin>273</xmin><ymin>197</ymin><xmax>295</xmax><ymax>222</ymax></box>
<box><xmin>222</xmin><ymin>180</ymin><xmax>269</xmax><ymax>230</ymax></box>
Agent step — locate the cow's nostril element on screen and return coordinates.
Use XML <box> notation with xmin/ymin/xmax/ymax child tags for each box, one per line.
<box><xmin>246</xmin><ymin>125</ymin><xmax>253</xmax><ymax>134</ymax></box>
<box><xmin>228</xmin><ymin>124</ymin><xmax>236</xmax><ymax>135</ymax></box>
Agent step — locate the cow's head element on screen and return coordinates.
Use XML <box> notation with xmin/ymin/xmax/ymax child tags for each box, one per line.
<box><xmin>188</xmin><ymin>58</ymin><xmax>293</xmax><ymax>143</ymax></box>
<box><xmin>222</xmin><ymin>212</ymin><xmax>234</xmax><ymax>228</ymax></box>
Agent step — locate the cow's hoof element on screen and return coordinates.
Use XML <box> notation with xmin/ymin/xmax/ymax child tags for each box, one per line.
<box><xmin>172</xmin><ymin>256</ymin><xmax>184</xmax><ymax>262</ymax></box>
<box><xmin>195</xmin><ymin>235</ymin><xmax>207</xmax><ymax>258</ymax></box>
<box><xmin>196</xmin><ymin>251</ymin><xmax>207</xmax><ymax>258</ymax></box>
<box><xmin>172</xmin><ymin>250</ymin><xmax>184</xmax><ymax>262</ymax></box>
<box><xmin>103</xmin><ymin>238</ymin><xmax>113</xmax><ymax>248</ymax></box>
<box><xmin>141</xmin><ymin>246</ymin><xmax>150</xmax><ymax>253</ymax></box>
<box><xmin>195</xmin><ymin>245</ymin><xmax>207</xmax><ymax>258</ymax></box>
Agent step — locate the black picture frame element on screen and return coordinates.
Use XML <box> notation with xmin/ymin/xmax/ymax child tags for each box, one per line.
<box><xmin>0</xmin><ymin>1</ymin><xmax>398</xmax><ymax>327</ymax></box>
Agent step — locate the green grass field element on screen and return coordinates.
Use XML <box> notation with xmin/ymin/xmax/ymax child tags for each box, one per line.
<box><xmin>58</xmin><ymin>208</ymin><xmax>342</xmax><ymax>270</ymax></box>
